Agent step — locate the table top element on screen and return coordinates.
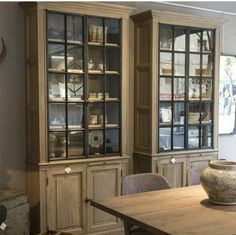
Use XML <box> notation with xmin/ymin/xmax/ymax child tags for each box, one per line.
<box><xmin>91</xmin><ymin>185</ymin><xmax>236</xmax><ymax>235</ymax></box>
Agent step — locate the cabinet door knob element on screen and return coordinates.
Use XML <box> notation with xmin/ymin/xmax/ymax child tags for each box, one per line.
<box><xmin>85</xmin><ymin>197</ymin><xmax>91</xmax><ymax>203</ymax></box>
<box><xmin>170</xmin><ymin>157</ymin><xmax>176</xmax><ymax>164</ymax></box>
<box><xmin>65</xmin><ymin>166</ymin><xmax>72</xmax><ymax>174</ymax></box>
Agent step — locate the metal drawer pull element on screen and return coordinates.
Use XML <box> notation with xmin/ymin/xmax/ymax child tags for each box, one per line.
<box><xmin>65</xmin><ymin>166</ymin><xmax>72</xmax><ymax>174</ymax></box>
<box><xmin>170</xmin><ymin>157</ymin><xmax>176</xmax><ymax>164</ymax></box>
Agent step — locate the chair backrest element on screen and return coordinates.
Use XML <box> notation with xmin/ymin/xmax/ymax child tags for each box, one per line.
<box><xmin>187</xmin><ymin>168</ymin><xmax>202</xmax><ymax>186</ymax></box>
<box><xmin>121</xmin><ymin>173</ymin><xmax>171</xmax><ymax>196</ymax></box>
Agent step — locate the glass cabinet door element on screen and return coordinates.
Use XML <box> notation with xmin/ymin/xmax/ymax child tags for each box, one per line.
<box><xmin>47</xmin><ymin>12</ymin><xmax>121</xmax><ymax>160</ymax></box>
<box><xmin>158</xmin><ymin>23</ymin><xmax>215</xmax><ymax>152</ymax></box>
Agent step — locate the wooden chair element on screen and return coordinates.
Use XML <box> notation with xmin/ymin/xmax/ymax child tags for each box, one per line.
<box><xmin>121</xmin><ymin>173</ymin><xmax>171</xmax><ymax>235</ymax></box>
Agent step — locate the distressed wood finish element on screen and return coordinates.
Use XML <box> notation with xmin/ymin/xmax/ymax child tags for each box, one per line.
<box><xmin>132</xmin><ymin>10</ymin><xmax>221</xmax><ymax>187</ymax></box>
<box><xmin>21</xmin><ymin>2</ymin><xmax>134</xmax><ymax>234</ymax></box>
<box><xmin>91</xmin><ymin>185</ymin><xmax>236</xmax><ymax>235</ymax></box>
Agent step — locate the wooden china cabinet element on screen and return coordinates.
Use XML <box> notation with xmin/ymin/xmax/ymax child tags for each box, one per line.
<box><xmin>21</xmin><ymin>3</ymin><xmax>134</xmax><ymax>234</ymax></box>
<box><xmin>132</xmin><ymin>11</ymin><xmax>221</xmax><ymax>188</ymax></box>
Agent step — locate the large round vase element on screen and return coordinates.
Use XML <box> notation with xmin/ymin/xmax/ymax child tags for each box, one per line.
<box><xmin>200</xmin><ymin>160</ymin><xmax>236</xmax><ymax>205</ymax></box>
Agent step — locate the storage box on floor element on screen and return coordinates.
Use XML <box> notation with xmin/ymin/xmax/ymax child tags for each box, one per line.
<box><xmin>0</xmin><ymin>191</ymin><xmax>29</xmax><ymax>235</ymax></box>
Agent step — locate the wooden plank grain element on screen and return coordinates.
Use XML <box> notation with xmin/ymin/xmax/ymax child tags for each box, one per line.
<box><xmin>91</xmin><ymin>185</ymin><xmax>236</xmax><ymax>235</ymax></box>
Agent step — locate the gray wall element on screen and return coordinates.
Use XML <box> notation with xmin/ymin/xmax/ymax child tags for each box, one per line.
<box><xmin>1</xmin><ymin>2</ymin><xmax>236</xmax><ymax>191</ymax></box>
<box><xmin>0</xmin><ymin>3</ymin><xmax>25</xmax><ymax>191</ymax></box>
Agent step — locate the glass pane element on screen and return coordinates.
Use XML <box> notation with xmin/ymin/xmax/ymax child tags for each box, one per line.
<box><xmin>201</xmin><ymin>103</ymin><xmax>212</xmax><ymax>124</ymax></box>
<box><xmin>173</xmin><ymin>127</ymin><xmax>184</xmax><ymax>149</ymax></box>
<box><xmin>160</xmin><ymin>52</ymin><xmax>172</xmax><ymax>76</ymax></box>
<box><xmin>67</xmin><ymin>74</ymin><xmax>84</xmax><ymax>101</ymax></box>
<box><xmin>174</xmin><ymin>27</ymin><xmax>186</xmax><ymax>51</ymax></box>
<box><xmin>106</xmin><ymin>47</ymin><xmax>119</xmax><ymax>73</ymax></box>
<box><xmin>105</xmin><ymin>129</ymin><xmax>120</xmax><ymax>154</ymax></box>
<box><xmin>88</xmin><ymin>103</ymin><xmax>104</xmax><ymax>128</ymax></box>
<box><xmin>106</xmin><ymin>75</ymin><xmax>119</xmax><ymax>100</ymax></box>
<box><xmin>174</xmin><ymin>53</ymin><xmax>185</xmax><ymax>76</ymax></box>
<box><xmin>88</xmin><ymin>17</ymin><xmax>103</xmax><ymax>44</ymax></box>
<box><xmin>202</xmin><ymin>78</ymin><xmax>212</xmax><ymax>100</ymax></box>
<box><xmin>202</xmin><ymin>55</ymin><xmax>213</xmax><ymax>76</ymax></box>
<box><xmin>189</xmin><ymin>78</ymin><xmax>200</xmax><ymax>100</ymax></box>
<box><xmin>48</xmin><ymin>14</ymin><xmax>64</xmax><ymax>42</ymax></box>
<box><xmin>67</xmin><ymin>15</ymin><xmax>83</xmax><ymax>43</ymax></box>
<box><xmin>160</xmin><ymin>25</ymin><xmax>172</xmax><ymax>51</ymax></box>
<box><xmin>48</xmin><ymin>44</ymin><xmax>65</xmax><ymax>72</ymax></box>
<box><xmin>190</xmin><ymin>29</ymin><xmax>201</xmax><ymax>52</ymax></box>
<box><xmin>49</xmin><ymin>132</ymin><xmax>66</xmax><ymax>159</ymax></box>
<box><xmin>88</xmin><ymin>75</ymin><xmax>104</xmax><ymax>101</ymax></box>
<box><xmin>67</xmin><ymin>45</ymin><xmax>83</xmax><ymax>73</ymax></box>
<box><xmin>188</xmin><ymin>125</ymin><xmax>199</xmax><ymax>148</ymax></box>
<box><xmin>201</xmin><ymin>125</ymin><xmax>212</xmax><ymax>147</ymax></box>
<box><xmin>189</xmin><ymin>103</ymin><xmax>200</xmax><ymax>124</ymax></box>
<box><xmin>48</xmin><ymin>73</ymin><xmax>65</xmax><ymax>101</ymax></box>
<box><xmin>106</xmin><ymin>102</ymin><xmax>119</xmax><ymax>127</ymax></box>
<box><xmin>68</xmin><ymin>104</ymin><xmax>84</xmax><ymax>129</ymax></box>
<box><xmin>68</xmin><ymin>131</ymin><xmax>84</xmax><ymax>157</ymax></box>
<box><xmin>105</xmin><ymin>19</ymin><xmax>119</xmax><ymax>45</ymax></box>
<box><xmin>49</xmin><ymin>103</ymin><xmax>66</xmax><ymax>130</ymax></box>
<box><xmin>202</xmin><ymin>30</ymin><xmax>213</xmax><ymax>52</ymax></box>
<box><xmin>89</xmin><ymin>130</ymin><xmax>104</xmax><ymax>155</ymax></box>
<box><xmin>88</xmin><ymin>47</ymin><xmax>104</xmax><ymax>73</ymax></box>
<box><xmin>159</xmin><ymin>127</ymin><xmax>171</xmax><ymax>151</ymax></box>
<box><xmin>189</xmin><ymin>54</ymin><xmax>200</xmax><ymax>76</ymax></box>
<box><xmin>174</xmin><ymin>78</ymin><xmax>185</xmax><ymax>100</ymax></box>
<box><xmin>159</xmin><ymin>102</ymin><xmax>172</xmax><ymax>125</ymax></box>
<box><xmin>173</xmin><ymin>103</ymin><xmax>185</xmax><ymax>125</ymax></box>
<box><xmin>160</xmin><ymin>77</ymin><xmax>172</xmax><ymax>101</ymax></box>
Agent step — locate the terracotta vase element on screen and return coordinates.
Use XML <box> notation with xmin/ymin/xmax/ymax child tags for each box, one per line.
<box><xmin>200</xmin><ymin>160</ymin><xmax>236</xmax><ymax>205</ymax></box>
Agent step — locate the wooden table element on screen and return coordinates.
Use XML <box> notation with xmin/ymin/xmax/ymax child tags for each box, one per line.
<box><xmin>91</xmin><ymin>185</ymin><xmax>236</xmax><ymax>235</ymax></box>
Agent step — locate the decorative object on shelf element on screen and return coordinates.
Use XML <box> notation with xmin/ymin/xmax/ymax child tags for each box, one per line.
<box><xmin>68</xmin><ymin>75</ymin><xmax>83</xmax><ymax>98</ymax></box>
<box><xmin>88</xmin><ymin>59</ymin><xmax>95</xmax><ymax>70</ymax></box>
<box><xmin>48</xmin><ymin>28</ymin><xmax>61</xmax><ymax>39</ymax></box>
<box><xmin>50</xmin><ymin>55</ymin><xmax>73</xmax><ymax>70</ymax></box>
<box><xmin>98</xmin><ymin>114</ymin><xmax>107</xmax><ymax>124</ymax></box>
<box><xmin>89</xmin><ymin>130</ymin><xmax>103</xmax><ymax>148</ymax></box>
<box><xmin>97</xmin><ymin>93</ymin><xmax>103</xmax><ymax>99</ymax></box>
<box><xmin>0</xmin><ymin>37</ymin><xmax>7</xmax><ymax>65</ymax></box>
<box><xmin>49</xmin><ymin>133</ymin><xmax>57</xmax><ymax>158</ymax></box>
<box><xmin>89</xmin><ymin>115</ymin><xmax>98</xmax><ymax>125</ymax></box>
<box><xmin>105</xmin><ymin>92</ymin><xmax>109</xmax><ymax>99</ymax></box>
<box><xmin>89</xmin><ymin>93</ymin><xmax>97</xmax><ymax>99</ymax></box>
<box><xmin>200</xmin><ymin>160</ymin><xmax>236</xmax><ymax>205</ymax></box>
<box><xmin>89</xmin><ymin>25</ymin><xmax>108</xmax><ymax>43</ymax></box>
<box><xmin>58</xmin><ymin>136</ymin><xmax>67</xmax><ymax>158</ymax></box>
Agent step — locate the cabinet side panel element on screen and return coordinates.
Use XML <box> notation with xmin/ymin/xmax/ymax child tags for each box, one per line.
<box><xmin>25</xmin><ymin>10</ymin><xmax>40</xmax><ymax>163</ymax></box>
<box><xmin>134</xmin><ymin>20</ymin><xmax>152</xmax><ymax>154</ymax></box>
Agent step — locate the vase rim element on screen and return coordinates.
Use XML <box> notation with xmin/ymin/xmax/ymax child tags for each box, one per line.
<box><xmin>209</xmin><ymin>160</ymin><xmax>236</xmax><ymax>170</ymax></box>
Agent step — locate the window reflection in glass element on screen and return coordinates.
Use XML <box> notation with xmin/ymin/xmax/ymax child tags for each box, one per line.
<box><xmin>67</xmin><ymin>45</ymin><xmax>84</xmax><ymax>73</ymax></box>
<box><xmin>201</xmin><ymin>125</ymin><xmax>212</xmax><ymax>147</ymax></box>
<box><xmin>49</xmin><ymin>103</ymin><xmax>66</xmax><ymax>130</ymax></box>
<box><xmin>173</xmin><ymin>103</ymin><xmax>185</xmax><ymax>125</ymax></box>
<box><xmin>49</xmin><ymin>132</ymin><xmax>66</xmax><ymax>159</ymax></box>
<box><xmin>188</xmin><ymin>125</ymin><xmax>199</xmax><ymax>148</ymax></box>
<box><xmin>105</xmin><ymin>19</ymin><xmax>120</xmax><ymax>45</ymax></box>
<box><xmin>201</xmin><ymin>78</ymin><xmax>212</xmax><ymax>100</ymax></box>
<box><xmin>202</xmin><ymin>54</ymin><xmax>213</xmax><ymax>76</ymax></box>
<box><xmin>189</xmin><ymin>78</ymin><xmax>200</xmax><ymax>100</ymax></box>
<box><xmin>68</xmin><ymin>131</ymin><xmax>84</xmax><ymax>157</ymax></box>
<box><xmin>160</xmin><ymin>25</ymin><xmax>172</xmax><ymax>51</ymax></box>
<box><xmin>105</xmin><ymin>129</ymin><xmax>120</xmax><ymax>154</ymax></box>
<box><xmin>160</xmin><ymin>52</ymin><xmax>172</xmax><ymax>76</ymax></box>
<box><xmin>67</xmin><ymin>74</ymin><xmax>84</xmax><ymax>101</ymax></box>
<box><xmin>160</xmin><ymin>77</ymin><xmax>172</xmax><ymax>101</ymax></box>
<box><xmin>68</xmin><ymin>104</ymin><xmax>84</xmax><ymax>129</ymax></box>
<box><xmin>202</xmin><ymin>30</ymin><xmax>213</xmax><ymax>52</ymax></box>
<box><xmin>106</xmin><ymin>47</ymin><xmax>119</xmax><ymax>73</ymax></box>
<box><xmin>174</xmin><ymin>27</ymin><xmax>186</xmax><ymax>51</ymax></box>
<box><xmin>106</xmin><ymin>75</ymin><xmax>119</xmax><ymax>100</ymax></box>
<box><xmin>189</xmin><ymin>54</ymin><xmax>200</xmax><ymax>76</ymax></box>
<box><xmin>188</xmin><ymin>103</ymin><xmax>200</xmax><ymax>124</ymax></box>
<box><xmin>106</xmin><ymin>102</ymin><xmax>119</xmax><ymax>127</ymax></box>
<box><xmin>88</xmin><ymin>47</ymin><xmax>104</xmax><ymax>72</ymax></box>
<box><xmin>190</xmin><ymin>29</ymin><xmax>201</xmax><ymax>52</ymax></box>
<box><xmin>174</xmin><ymin>53</ymin><xmax>185</xmax><ymax>76</ymax></box>
<box><xmin>159</xmin><ymin>127</ymin><xmax>171</xmax><ymax>151</ymax></box>
<box><xmin>173</xmin><ymin>127</ymin><xmax>184</xmax><ymax>149</ymax></box>
<box><xmin>48</xmin><ymin>14</ymin><xmax>65</xmax><ymax>42</ymax></box>
<box><xmin>201</xmin><ymin>103</ymin><xmax>212</xmax><ymax>123</ymax></box>
<box><xmin>160</xmin><ymin>102</ymin><xmax>172</xmax><ymax>125</ymax></box>
<box><xmin>48</xmin><ymin>73</ymin><xmax>65</xmax><ymax>101</ymax></box>
<box><xmin>67</xmin><ymin>15</ymin><xmax>83</xmax><ymax>43</ymax></box>
<box><xmin>174</xmin><ymin>78</ymin><xmax>185</xmax><ymax>100</ymax></box>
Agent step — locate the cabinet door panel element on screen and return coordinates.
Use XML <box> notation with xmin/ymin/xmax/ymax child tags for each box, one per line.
<box><xmin>157</xmin><ymin>156</ymin><xmax>186</xmax><ymax>188</ymax></box>
<box><xmin>87</xmin><ymin>163</ymin><xmax>121</xmax><ymax>233</ymax></box>
<box><xmin>47</xmin><ymin>166</ymin><xmax>86</xmax><ymax>234</ymax></box>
